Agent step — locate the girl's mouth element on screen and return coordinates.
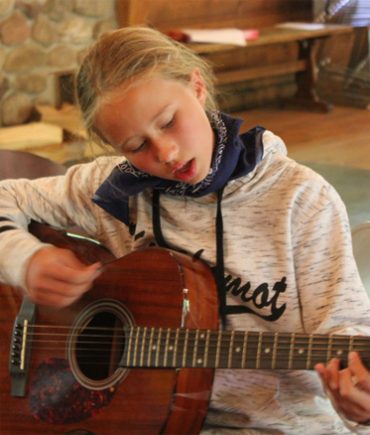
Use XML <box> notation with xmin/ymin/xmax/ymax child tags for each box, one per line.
<box><xmin>173</xmin><ymin>159</ymin><xmax>197</xmax><ymax>182</ymax></box>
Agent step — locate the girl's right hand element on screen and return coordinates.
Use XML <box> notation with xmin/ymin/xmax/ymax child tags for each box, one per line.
<box><xmin>25</xmin><ymin>246</ymin><xmax>102</xmax><ymax>308</ymax></box>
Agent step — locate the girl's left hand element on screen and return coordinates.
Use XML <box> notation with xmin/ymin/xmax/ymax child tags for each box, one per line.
<box><xmin>315</xmin><ymin>352</ymin><xmax>370</xmax><ymax>424</ymax></box>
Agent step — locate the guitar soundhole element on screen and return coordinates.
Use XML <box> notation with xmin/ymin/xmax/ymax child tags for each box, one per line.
<box><xmin>68</xmin><ymin>299</ymin><xmax>134</xmax><ymax>390</ymax></box>
<box><xmin>76</xmin><ymin>311</ymin><xmax>124</xmax><ymax>381</ymax></box>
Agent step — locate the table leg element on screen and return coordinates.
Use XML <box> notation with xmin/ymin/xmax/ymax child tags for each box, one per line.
<box><xmin>288</xmin><ymin>38</ymin><xmax>333</xmax><ymax>112</ymax></box>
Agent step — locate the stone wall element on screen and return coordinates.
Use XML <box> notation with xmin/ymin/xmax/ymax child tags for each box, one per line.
<box><xmin>0</xmin><ymin>0</ymin><xmax>117</xmax><ymax>126</ymax></box>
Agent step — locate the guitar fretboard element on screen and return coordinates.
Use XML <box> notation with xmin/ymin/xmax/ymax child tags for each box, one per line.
<box><xmin>122</xmin><ymin>327</ymin><xmax>370</xmax><ymax>370</ymax></box>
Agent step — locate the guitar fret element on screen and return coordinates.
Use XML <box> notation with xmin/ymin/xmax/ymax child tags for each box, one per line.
<box><xmin>163</xmin><ymin>328</ymin><xmax>171</xmax><ymax>367</ymax></box>
<box><xmin>228</xmin><ymin>331</ymin><xmax>235</xmax><ymax>368</ymax></box>
<box><xmin>232</xmin><ymin>331</ymin><xmax>243</xmax><ymax>368</ymax></box>
<box><xmin>349</xmin><ymin>335</ymin><xmax>354</xmax><ymax>354</ymax></box>
<box><xmin>182</xmin><ymin>329</ymin><xmax>189</xmax><ymax>367</ymax></box>
<box><xmin>204</xmin><ymin>329</ymin><xmax>210</xmax><ymax>367</ymax></box>
<box><xmin>241</xmin><ymin>331</ymin><xmax>248</xmax><ymax>369</ymax></box>
<box><xmin>295</xmin><ymin>334</ymin><xmax>313</xmax><ymax>369</ymax></box>
<box><xmin>332</xmin><ymin>335</ymin><xmax>348</xmax><ymax>360</ymax></box>
<box><xmin>219</xmin><ymin>331</ymin><xmax>228</xmax><ymax>368</ymax></box>
<box><xmin>126</xmin><ymin>327</ymin><xmax>133</xmax><ymax>366</ymax></box>
<box><xmin>295</xmin><ymin>334</ymin><xmax>307</xmax><ymax>369</ymax></box>
<box><xmin>155</xmin><ymin>328</ymin><xmax>162</xmax><ymax>367</ymax></box>
<box><xmin>133</xmin><ymin>327</ymin><xmax>140</xmax><ymax>367</ymax></box>
<box><xmin>288</xmin><ymin>333</ymin><xmax>295</xmax><ymax>369</ymax></box>
<box><xmin>167</xmin><ymin>328</ymin><xmax>176</xmax><ymax>367</ymax></box>
<box><xmin>327</xmin><ymin>334</ymin><xmax>333</xmax><ymax>363</ymax></box>
<box><xmin>147</xmin><ymin>327</ymin><xmax>155</xmax><ymax>367</ymax></box>
<box><xmin>215</xmin><ymin>330</ymin><xmax>221</xmax><ymax>368</ymax></box>
<box><xmin>173</xmin><ymin>328</ymin><xmax>179</xmax><ymax>367</ymax></box>
<box><xmin>198</xmin><ymin>330</ymin><xmax>206</xmax><ymax>366</ymax></box>
<box><xmin>140</xmin><ymin>327</ymin><xmax>147</xmax><ymax>367</ymax></box>
<box><xmin>261</xmin><ymin>333</ymin><xmax>274</xmax><ymax>369</ymax></box>
<box><xmin>306</xmin><ymin>334</ymin><xmax>313</xmax><ymax>369</ymax></box>
<box><xmin>271</xmin><ymin>332</ymin><xmax>278</xmax><ymax>369</ymax></box>
<box><xmin>192</xmin><ymin>330</ymin><xmax>200</xmax><ymax>367</ymax></box>
<box><xmin>256</xmin><ymin>332</ymin><xmax>262</xmax><ymax>369</ymax></box>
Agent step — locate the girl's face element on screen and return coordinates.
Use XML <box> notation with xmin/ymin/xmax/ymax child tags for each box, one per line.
<box><xmin>94</xmin><ymin>70</ymin><xmax>215</xmax><ymax>184</ymax></box>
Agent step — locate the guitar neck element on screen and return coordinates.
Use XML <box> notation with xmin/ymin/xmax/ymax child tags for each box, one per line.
<box><xmin>123</xmin><ymin>328</ymin><xmax>370</xmax><ymax>370</ymax></box>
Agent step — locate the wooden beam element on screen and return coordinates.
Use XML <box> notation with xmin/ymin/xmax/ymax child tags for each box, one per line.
<box><xmin>0</xmin><ymin>123</ymin><xmax>63</xmax><ymax>150</ymax></box>
<box><xmin>216</xmin><ymin>60</ymin><xmax>307</xmax><ymax>85</ymax></box>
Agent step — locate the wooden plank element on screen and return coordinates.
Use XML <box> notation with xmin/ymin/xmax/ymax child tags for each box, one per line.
<box><xmin>0</xmin><ymin>123</ymin><xmax>63</xmax><ymax>151</ymax></box>
<box><xmin>217</xmin><ymin>75</ymin><xmax>296</xmax><ymax>112</ymax></box>
<box><xmin>205</xmin><ymin>43</ymin><xmax>299</xmax><ymax>74</ymax></box>
<box><xmin>216</xmin><ymin>60</ymin><xmax>307</xmax><ymax>85</ymax></box>
<box><xmin>116</xmin><ymin>0</ymin><xmax>312</xmax><ymax>30</ymax></box>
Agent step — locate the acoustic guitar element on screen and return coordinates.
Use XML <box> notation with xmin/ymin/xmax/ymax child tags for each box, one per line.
<box><xmin>1</xmin><ymin>223</ymin><xmax>369</xmax><ymax>434</ymax></box>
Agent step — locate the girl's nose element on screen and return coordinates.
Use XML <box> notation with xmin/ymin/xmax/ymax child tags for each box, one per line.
<box><xmin>154</xmin><ymin>141</ymin><xmax>178</xmax><ymax>164</ymax></box>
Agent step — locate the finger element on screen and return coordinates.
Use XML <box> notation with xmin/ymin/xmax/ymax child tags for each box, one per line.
<box><xmin>41</xmin><ymin>248</ymin><xmax>102</xmax><ymax>280</ymax></box>
<box><xmin>326</xmin><ymin>358</ymin><xmax>341</xmax><ymax>391</ymax></box>
<box><xmin>348</xmin><ymin>352</ymin><xmax>370</xmax><ymax>392</ymax></box>
<box><xmin>315</xmin><ymin>363</ymin><xmax>328</xmax><ymax>384</ymax></box>
<box><xmin>334</xmin><ymin>385</ymin><xmax>370</xmax><ymax>423</ymax></box>
<box><xmin>33</xmin><ymin>276</ymin><xmax>95</xmax><ymax>298</ymax></box>
<box><xmin>28</xmin><ymin>285</ymin><xmax>82</xmax><ymax>308</ymax></box>
<box><xmin>44</xmin><ymin>261</ymin><xmax>102</xmax><ymax>286</ymax></box>
<box><xmin>337</xmin><ymin>367</ymin><xmax>355</xmax><ymax>397</ymax></box>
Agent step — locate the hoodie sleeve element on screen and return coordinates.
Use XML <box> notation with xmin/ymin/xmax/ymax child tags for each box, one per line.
<box><xmin>0</xmin><ymin>158</ymin><xmax>114</xmax><ymax>289</ymax></box>
<box><xmin>289</xmin><ymin>168</ymin><xmax>370</xmax><ymax>432</ymax></box>
<box><xmin>292</xmin><ymin>173</ymin><xmax>370</xmax><ymax>336</ymax></box>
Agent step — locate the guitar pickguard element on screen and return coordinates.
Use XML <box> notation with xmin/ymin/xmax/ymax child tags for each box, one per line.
<box><xmin>29</xmin><ymin>358</ymin><xmax>115</xmax><ymax>425</ymax></box>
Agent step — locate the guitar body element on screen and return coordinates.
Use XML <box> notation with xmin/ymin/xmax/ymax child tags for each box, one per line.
<box><xmin>0</xmin><ymin>225</ymin><xmax>219</xmax><ymax>434</ymax></box>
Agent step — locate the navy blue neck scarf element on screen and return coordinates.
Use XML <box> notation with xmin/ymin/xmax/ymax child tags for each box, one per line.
<box><xmin>93</xmin><ymin>112</ymin><xmax>265</xmax><ymax>225</ymax></box>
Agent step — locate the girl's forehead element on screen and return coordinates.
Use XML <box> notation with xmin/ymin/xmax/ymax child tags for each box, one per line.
<box><xmin>95</xmin><ymin>76</ymin><xmax>188</xmax><ymax>129</ymax></box>
<box><xmin>101</xmin><ymin>74</ymin><xmax>191</xmax><ymax>107</ymax></box>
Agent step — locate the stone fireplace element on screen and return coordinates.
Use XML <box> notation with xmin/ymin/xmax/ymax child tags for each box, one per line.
<box><xmin>0</xmin><ymin>0</ymin><xmax>117</xmax><ymax>127</ymax></box>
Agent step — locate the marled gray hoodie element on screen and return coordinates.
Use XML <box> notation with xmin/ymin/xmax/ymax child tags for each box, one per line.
<box><xmin>0</xmin><ymin>131</ymin><xmax>369</xmax><ymax>434</ymax></box>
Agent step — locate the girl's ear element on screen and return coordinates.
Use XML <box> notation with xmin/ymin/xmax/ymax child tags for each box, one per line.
<box><xmin>190</xmin><ymin>68</ymin><xmax>207</xmax><ymax>106</ymax></box>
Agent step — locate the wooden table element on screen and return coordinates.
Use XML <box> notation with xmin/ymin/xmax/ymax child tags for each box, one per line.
<box><xmin>190</xmin><ymin>24</ymin><xmax>353</xmax><ymax>112</ymax></box>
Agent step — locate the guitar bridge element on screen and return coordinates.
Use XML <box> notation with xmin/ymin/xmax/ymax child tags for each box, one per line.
<box><xmin>9</xmin><ymin>297</ymin><xmax>35</xmax><ymax>397</ymax></box>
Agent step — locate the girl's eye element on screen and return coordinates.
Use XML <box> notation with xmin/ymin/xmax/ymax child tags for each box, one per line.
<box><xmin>131</xmin><ymin>140</ymin><xmax>147</xmax><ymax>153</ymax></box>
<box><xmin>162</xmin><ymin>116</ymin><xmax>174</xmax><ymax>129</ymax></box>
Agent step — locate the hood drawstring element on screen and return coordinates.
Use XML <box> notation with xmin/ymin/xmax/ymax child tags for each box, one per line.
<box><xmin>152</xmin><ymin>188</ymin><xmax>227</xmax><ymax>328</ymax></box>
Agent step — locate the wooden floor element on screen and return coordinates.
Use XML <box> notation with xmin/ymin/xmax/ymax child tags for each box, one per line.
<box><xmin>236</xmin><ymin>105</ymin><xmax>370</xmax><ymax>170</ymax></box>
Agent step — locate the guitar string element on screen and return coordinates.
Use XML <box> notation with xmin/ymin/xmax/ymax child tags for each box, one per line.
<box><xmin>20</xmin><ymin>328</ymin><xmax>370</xmax><ymax>349</ymax></box>
<box><xmin>21</xmin><ymin>324</ymin><xmax>370</xmax><ymax>341</ymax></box>
<box><xmin>19</xmin><ymin>328</ymin><xmax>370</xmax><ymax>348</ymax></box>
<box><xmin>16</xmin><ymin>352</ymin><xmax>370</xmax><ymax>367</ymax></box>
<box><xmin>20</xmin><ymin>345</ymin><xmax>370</xmax><ymax>357</ymax></box>
<box><xmin>12</xmin><ymin>350</ymin><xmax>368</xmax><ymax>369</ymax></box>
<box><xmin>22</xmin><ymin>334</ymin><xmax>369</xmax><ymax>349</ymax></box>
<box><xmin>13</xmin><ymin>326</ymin><xmax>370</xmax><ymax>361</ymax></box>
<box><xmin>15</xmin><ymin>329</ymin><xmax>370</xmax><ymax>367</ymax></box>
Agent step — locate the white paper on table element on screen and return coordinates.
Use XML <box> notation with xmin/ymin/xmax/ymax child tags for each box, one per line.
<box><xmin>181</xmin><ymin>28</ymin><xmax>248</xmax><ymax>46</ymax></box>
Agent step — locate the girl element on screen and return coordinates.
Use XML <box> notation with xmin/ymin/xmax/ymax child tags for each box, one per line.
<box><xmin>0</xmin><ymin>26</ymin><xmax>370</xmax><ymax>433</ymax></box>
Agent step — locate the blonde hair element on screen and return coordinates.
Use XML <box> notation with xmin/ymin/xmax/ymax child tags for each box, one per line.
<box><xmin>76</xmin><ymin>26</ymin><xmax>217</xmax><ymax>143</ymax></box>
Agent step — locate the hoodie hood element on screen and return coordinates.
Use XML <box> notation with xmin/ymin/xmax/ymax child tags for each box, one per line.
<box><xmin>92</xmin><ymin>112</ymin><xmax>285</xmax><ymax>225</ymax></box>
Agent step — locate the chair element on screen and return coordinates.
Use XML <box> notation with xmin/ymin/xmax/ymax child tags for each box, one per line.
<box><xmin>0</xmin><ymin>149</ymin><xmax>66</xmax><ymax>179</ymax></box>
<box><xmin>352</xmin><ymin>222</ymin><xmax>370</xmax><ymax>296</ymax></box>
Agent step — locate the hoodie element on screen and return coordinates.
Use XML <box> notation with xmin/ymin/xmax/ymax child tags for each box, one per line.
<box><xmin>0</xmin><ymin>115</ymin><xmax>369</xmax><ymax>434</ymax></box>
